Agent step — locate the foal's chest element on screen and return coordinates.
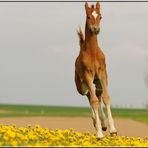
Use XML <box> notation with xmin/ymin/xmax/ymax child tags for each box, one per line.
<box><xmin>82</xmin><ymin>55</ymin><xmax>101</xmax><ymax>72</ymax></box>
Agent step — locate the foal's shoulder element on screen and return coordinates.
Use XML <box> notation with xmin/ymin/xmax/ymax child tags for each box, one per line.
<box><xmin>97</xmin><ymin>48</ymin><xmax>106</xmax><ymax>60</ymax></box>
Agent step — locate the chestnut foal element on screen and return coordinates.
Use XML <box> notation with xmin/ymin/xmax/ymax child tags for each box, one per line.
<box><xmin>75</xmin><ymin>2</ymin><xmax>117</xmax><ymax>139</ymax></box>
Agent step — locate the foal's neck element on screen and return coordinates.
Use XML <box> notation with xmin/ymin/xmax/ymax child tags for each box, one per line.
<box><xmin>85</xmin><ymin>23</ymin><xmax>99</xmax><ymax>51</ymax></box>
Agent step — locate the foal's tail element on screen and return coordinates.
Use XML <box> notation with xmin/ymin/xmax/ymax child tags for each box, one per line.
<box><xmin>77</xmin><ymin>27</ymin><xmax>85</xmax><ymax>46</ymax></box>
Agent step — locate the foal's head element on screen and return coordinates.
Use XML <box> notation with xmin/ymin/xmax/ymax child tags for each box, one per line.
<box><xmin>85</xmin><ymin>2</ymin><xmax>102</xmax><ymax>35</ymax></box>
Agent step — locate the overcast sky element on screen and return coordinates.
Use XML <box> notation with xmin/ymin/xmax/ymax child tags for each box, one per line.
<box><xmin>0</xmin><ymin>1</ymin><xmax>148</xmax><ymax>108</ymax></box>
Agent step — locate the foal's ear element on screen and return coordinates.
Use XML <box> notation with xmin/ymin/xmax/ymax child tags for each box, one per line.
<box><xmin>85</xmin><ymin>2</ymin><xmax>90</xmax><ymax>11</ymax></box>
<box><xmin>96</xmin><ymin>1</ymin><xmax>100</xmax><ymax>10</ymax></box>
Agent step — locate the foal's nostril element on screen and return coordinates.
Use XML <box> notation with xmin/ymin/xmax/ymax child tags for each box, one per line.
<box><xmin>90</xmin><ymin>25</ymin><xmax>99</xmax><ymax>34</ymax></box>
<box><xmin>93</xmin><ymin>27</ymin><xmax>99</xmax><ymax>33</ymax></box>
<box><xmin>94</xmin><ymin>27</ymin><xmax>97</xmax><ymax>31</ymax></box>
<box><xmin>94</xmin><ymin>26</ymin><xmax>99</xmax><ymax>31</ymax></box>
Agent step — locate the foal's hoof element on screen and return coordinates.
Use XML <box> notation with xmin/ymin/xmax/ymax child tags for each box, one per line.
<box><xmin>102</xmin><ymin>127</ymin><xmax>107</xmax><ymax>131</ymax></box>
<box><xmin>110</xmin><ymin>131</ymin><xmax>117</xmax><ymax>137</ymax></box>
<box><xmin>97</xmin><ymin>137</ymin><xmax>104</xmax><ymax>140</ymax></box>
<box><xmin>96</xmin><ymin>133</ymin><xmax>104</xmax><ymax>140</ymax></box>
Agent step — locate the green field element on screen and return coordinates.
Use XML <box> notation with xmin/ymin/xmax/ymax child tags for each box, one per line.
<box><xmin>0</xmin><ymin>104</ymin><xmax>147</xmax><ymax>124</ymax></box>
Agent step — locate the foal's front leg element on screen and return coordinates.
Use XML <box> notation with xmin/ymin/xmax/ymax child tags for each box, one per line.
<box><xmin>98</xmin><ymin>99</ymin><xmax>107</xmax><ymax>131</ymax></box>
<box><xmin>94</xmin><ymin>79</ymin><xmax>107</xmax><ymax>131</ymax></box>
<box><xmin>87</xmin><ymin>93</ymin><xmax>96</xmax><ymax>129</ymax></box>
<box><xmin>100</xmin><ymin>70</ymin><xmax>117</xmax><ymax>136</ymax></box>
<box><xmin>84</xmin><ymin>72</ymin><xmax>103</xmax><ymax>139</ymax></box>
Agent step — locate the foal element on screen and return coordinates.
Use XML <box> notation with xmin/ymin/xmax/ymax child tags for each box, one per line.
<box><xmin>75</xmin><ymin>2</ymin><xmax>117</xmax><ymax>139</ymax></box>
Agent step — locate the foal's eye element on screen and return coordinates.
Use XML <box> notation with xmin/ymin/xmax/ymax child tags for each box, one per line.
<box><xmin>87</xmin><ymin>16</ymin><xmax>91</xmax><ymax>19</ymax></box>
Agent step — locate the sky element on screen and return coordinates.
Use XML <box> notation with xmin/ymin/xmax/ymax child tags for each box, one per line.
<box><xmin>0</xmin><ymin>1</ymin><xmax>148</xmax><ymax>108</ymax></box>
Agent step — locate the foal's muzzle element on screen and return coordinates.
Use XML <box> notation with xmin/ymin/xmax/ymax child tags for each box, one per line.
<box><xmin>90</xmin><ymin>25</ymin><xmax>100</xmax><ymax>35</ymax></box>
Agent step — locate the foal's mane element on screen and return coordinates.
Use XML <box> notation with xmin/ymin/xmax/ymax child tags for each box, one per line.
<box><xmin>77</xmin><ymin>27</ymin><xmax>85</xmax><ymax>47</ymax></box>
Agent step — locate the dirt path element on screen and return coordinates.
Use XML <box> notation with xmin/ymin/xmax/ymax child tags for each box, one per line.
<box><xmin>0</xmin><ymin>117</ymin><xmax>147</xmax><ymax>137</ymax></box>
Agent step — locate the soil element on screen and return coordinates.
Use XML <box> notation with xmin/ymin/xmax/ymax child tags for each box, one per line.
<box><xmin>0</xmin><ymin>117</ymin><xmax>147</xmax><ymax>137</ymax></box>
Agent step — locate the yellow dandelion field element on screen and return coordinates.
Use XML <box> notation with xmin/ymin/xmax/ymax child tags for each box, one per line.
<box><xmin>0</xmin><ymin>124</ymin><xmax>147</xmax><ymax>146</ymax></box>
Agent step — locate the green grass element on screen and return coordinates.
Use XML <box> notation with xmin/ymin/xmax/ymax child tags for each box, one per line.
<box><xmin>0</xmin><ymin>104</ymin><xmax>90</xmax><ymax>117</ymax></box>
<box><xmin>111</xmin><ymin>108</ymin><xmax>148</xmax><ymax>124</ymax></box>
<box><xmin>0</xmin><ymin>104</ymin><xmax>147</xmax><ymax>124</ymax></box>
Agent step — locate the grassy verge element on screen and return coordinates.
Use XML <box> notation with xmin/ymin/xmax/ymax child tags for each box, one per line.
<box><xmin>0</xmin><ymin>104</ymin><xmax>147</xmax><ymax>124</ymax></box>
<box><xmin>0</xmin><ymin>104</ymin><xmax>90</xmax><ymax>117</ymax></box>
<box><xmin>112</xmin><ymin>108</ymin><xmax>148</xmax><ymax>124</ymax></box>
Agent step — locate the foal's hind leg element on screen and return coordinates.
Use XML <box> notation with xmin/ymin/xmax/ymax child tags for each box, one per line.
<box><xmin>94</xmin><ymin>79</ymin><xmax>107</xmax><ymax>131</ymax></box>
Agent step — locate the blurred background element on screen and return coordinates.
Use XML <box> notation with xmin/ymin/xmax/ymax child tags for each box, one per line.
<box><xmin>0</xmin><ymin>1</ymin><xmax>148</xmax><ymax>109</ymax></box>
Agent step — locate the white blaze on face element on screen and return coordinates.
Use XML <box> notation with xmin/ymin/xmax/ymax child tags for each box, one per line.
<box><xmin>92</xmin><ymin>11</ymin><xmax>98</xmax><ymax>19</ymax></box>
